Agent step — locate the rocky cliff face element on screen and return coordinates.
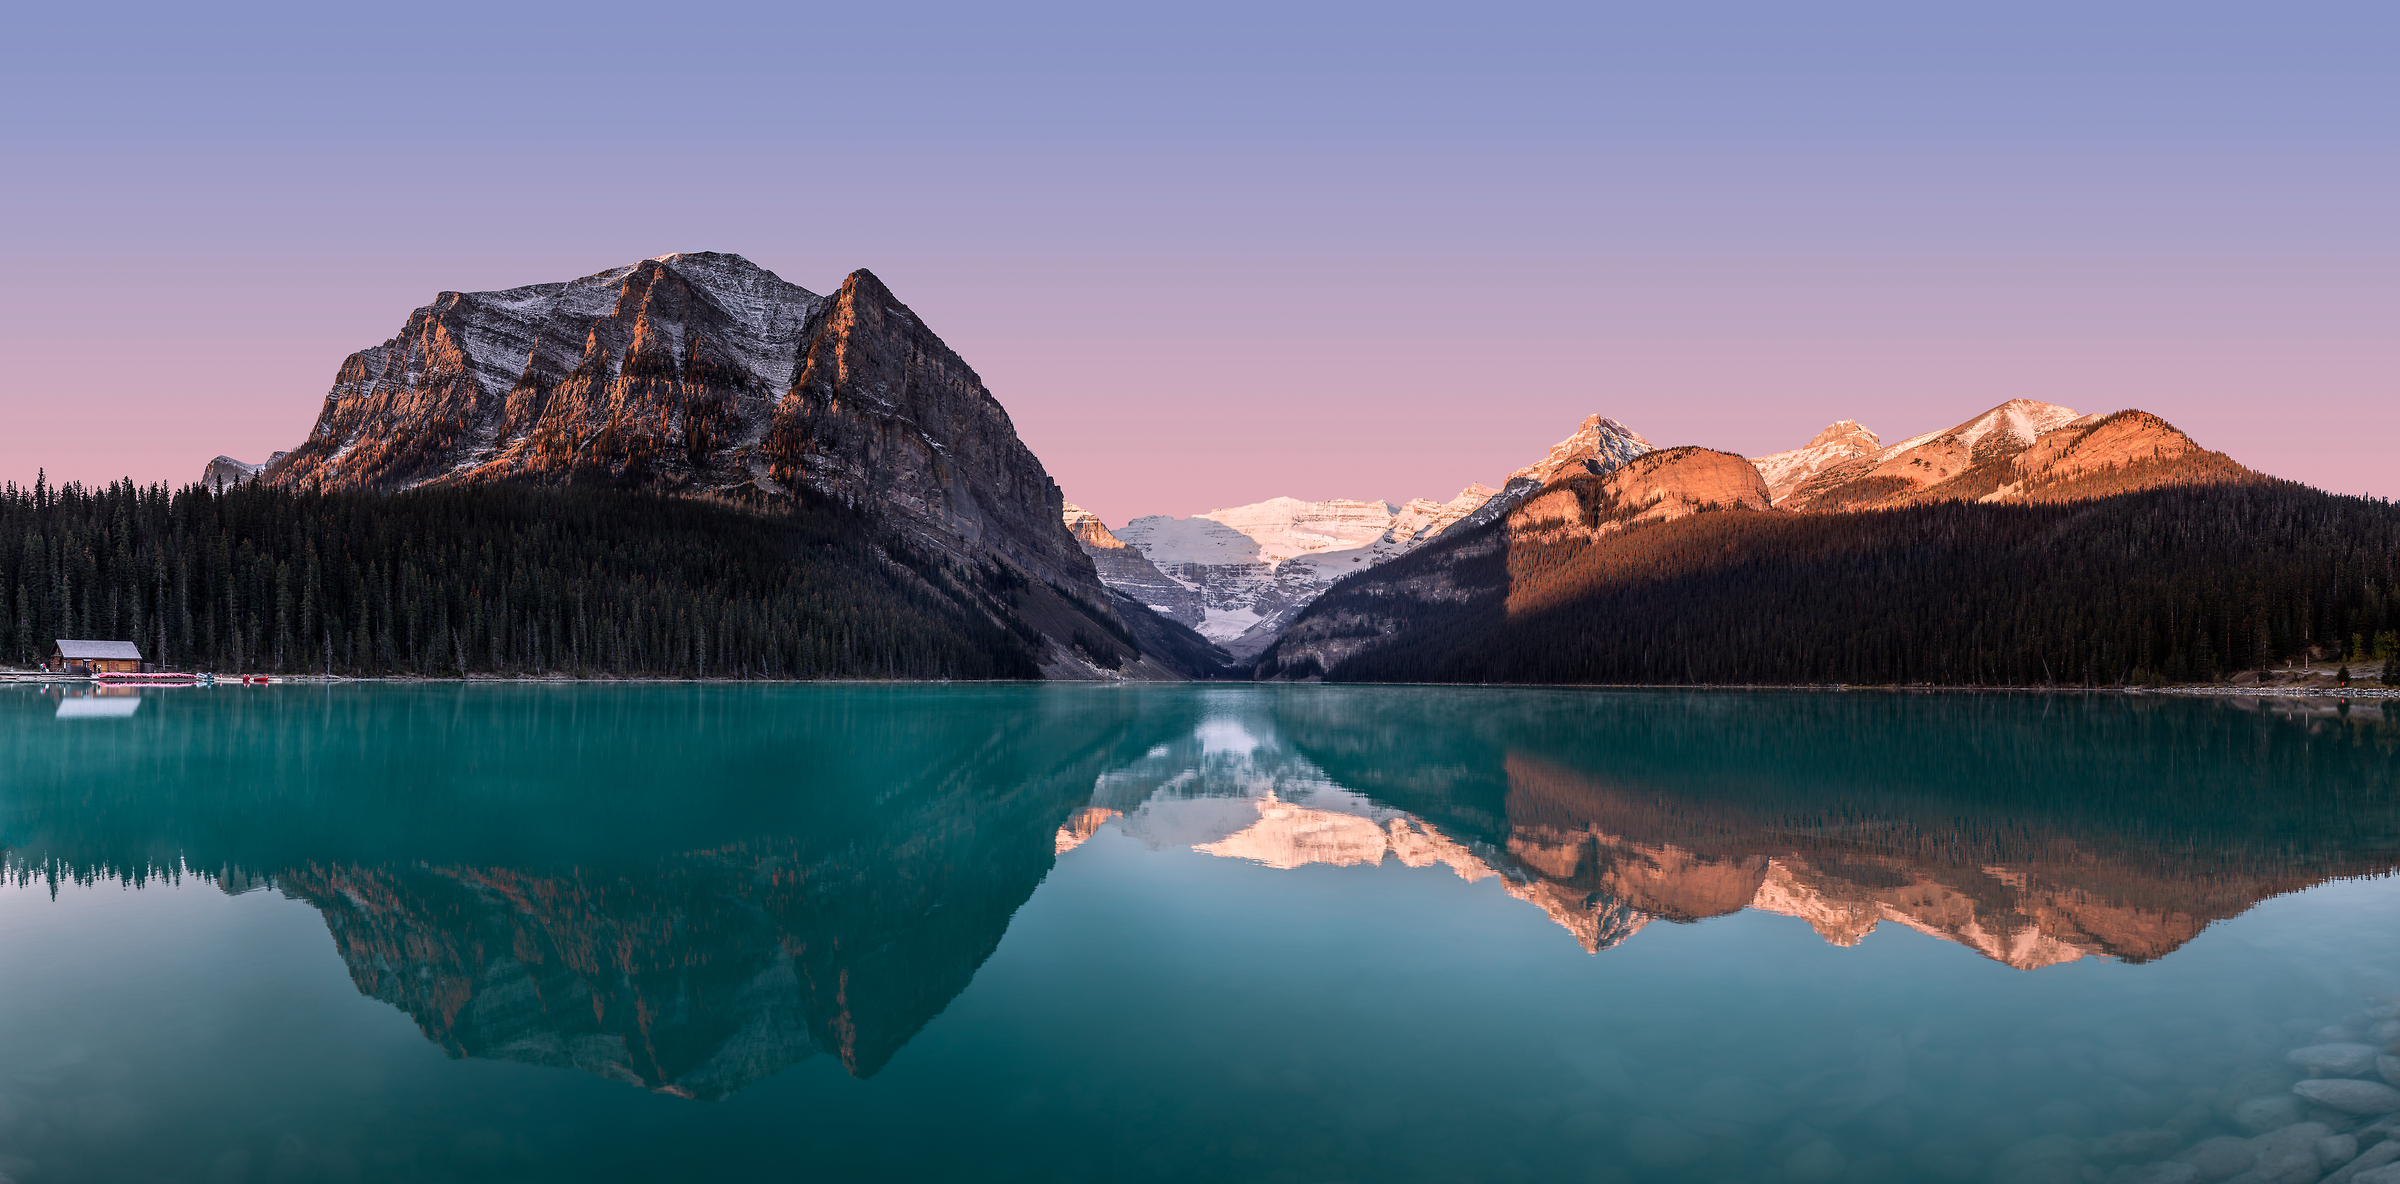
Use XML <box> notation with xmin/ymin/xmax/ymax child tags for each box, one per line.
<box><xmin>1508</xmin><ymin>446</ymin><xmax>1772</xmax><ymax>548</ymax></box>
<box><xmin>763</xmin><ymin>269</ymin><xmax>1092</xmax><ymax>592</ymax></box>
<box><xmin>270</xmin><ymin>252</ymin><xmax>821</xmax><ymax>496</ymax></box>
<box><xmin>253</xmin><ymin>252</ymin><xmax>1215</xmax><ymax>678</ymax></box>
<box><xmin>267</xmin><ymin>253</ymin><xmax>1092</xmax><ymax>593</ymax></box>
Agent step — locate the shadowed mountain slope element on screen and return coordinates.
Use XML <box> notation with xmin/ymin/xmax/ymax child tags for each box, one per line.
<box><xmin>1259</xmin><ymin>479</ymin><xmax>2400</xmax><ymax>687</ymax></box>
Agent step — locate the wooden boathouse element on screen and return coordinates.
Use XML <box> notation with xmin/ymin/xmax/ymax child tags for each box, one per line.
<box><xmin>49</xmin><ymin>640</ymin><xmax>146</xmax><ymax>675</ymax></box>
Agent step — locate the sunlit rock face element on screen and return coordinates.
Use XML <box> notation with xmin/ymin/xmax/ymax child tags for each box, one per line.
<box><xmin>1505</xmin><ymin>447</ymin><xmax>1772</xmax><ymax>553</ymax></box>
<box><xmin>264</xmin><ymin>252</ymin><xmax>1105</xmax><ymax>601</ymax></box>
<box><xmin>1771</xmin><ymin>399</ymin><xmax>2260</xmax><ymax>513</ymax></box>
<box><xmin>270</xmin><ymin>253</ymin><xmax>823</xmax><ymax>497</ymax></box>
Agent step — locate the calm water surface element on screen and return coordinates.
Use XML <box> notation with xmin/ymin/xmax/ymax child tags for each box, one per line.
<box><xmin>2</xmin><ymin>684</ymin><xmax>2397</xmax><ymax>1183</ymax></box>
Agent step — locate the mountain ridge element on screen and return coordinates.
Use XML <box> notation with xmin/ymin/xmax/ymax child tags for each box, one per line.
<box><xmin>1253</xmin><ymin>398</ymin><xmax>2393</xmax><ymax>686</ymax></box>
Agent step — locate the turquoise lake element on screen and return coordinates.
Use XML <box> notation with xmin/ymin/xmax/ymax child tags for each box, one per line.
<box><xmin>2</xmin><ymin>684</ymin><xmax>2398</xmax><ymax>1183</ymax></box>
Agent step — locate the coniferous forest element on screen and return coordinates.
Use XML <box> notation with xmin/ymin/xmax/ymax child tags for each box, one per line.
<box><xmin>0</xmin><ymin>476</ymin><xmax>1044</xmax><ymax>679</ymax></box>
<box><xmin>1302</xmin><ymin>483</ymin><xmax>2400</xmax><ymax>687</ymax></box>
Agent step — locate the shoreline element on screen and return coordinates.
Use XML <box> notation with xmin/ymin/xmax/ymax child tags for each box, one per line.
<box><xmin>3</xmin><ymin>671</ymin><xmax>2393</xmax><ymax>698</ymax></box>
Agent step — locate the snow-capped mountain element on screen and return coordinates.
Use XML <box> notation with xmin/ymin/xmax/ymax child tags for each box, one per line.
<box><xmin>1081</xmin><ymin>486</ymin><xmax>1498</xmax><ymax>659</ymax></box>
<box><xmin>1748</xmin><ymin>420</ymin><xmax>1879</xmax><ymax>505</ymax></box>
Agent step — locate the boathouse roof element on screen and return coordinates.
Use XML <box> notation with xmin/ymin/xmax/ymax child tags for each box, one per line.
<box><xmin>53</xmin><ymin>639</ymin><xmax>145</xmax><ymax>660</ymax></box>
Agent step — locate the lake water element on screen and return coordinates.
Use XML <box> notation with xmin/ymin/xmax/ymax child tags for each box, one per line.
<box><xmin>2</xmin><ymin>684</ymin><xmax>2397</xmax><ymax>1184</ymax></box>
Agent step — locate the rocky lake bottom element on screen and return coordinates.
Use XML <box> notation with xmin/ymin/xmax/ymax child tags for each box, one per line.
<box><xmin>0</xmin><ymin>683</ymin><xmax>2395</xmax><ymax>1183</ymax></box>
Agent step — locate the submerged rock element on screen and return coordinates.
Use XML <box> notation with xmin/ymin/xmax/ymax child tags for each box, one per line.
<box><xmin>2294</xmin><ymin>1045</ymin><xmax>2385</xmax><ymax>1078</ymax></box>
<box><xmin>2232</xmin><ymin>1120</ymin><xmax>2330</xmax><ymax>1183</ymax></box>
<box><xmin>2177</xmin><ymin>1135</ymin><xmax>2259</xmax><ymax>1181</ymax></box>
<box><xmin>2239</xmin><ymin>1097</ymin><xmax>2309</xmax><ymax>1134</ymax></box>
<box><xmin>2297</xmin><ymin>1081</ymin><xmax>2400</xmax><ymax>1116</ymax></box>
<box><xmin>2322</xmin><ymin>1134</ymin><xmax>2362</xmax><ymax>1169</ymax></box>
<box><xmin>2328</xmin><ymin>1140</ymin><xmax>2400</xmax><ymax>1183</ymax></box>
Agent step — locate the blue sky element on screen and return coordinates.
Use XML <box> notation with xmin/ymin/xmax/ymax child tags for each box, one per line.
<box><xmin>4</xmin><ymin>1</ymin><xmax>2391</xmax><ymax>519</ymax></box>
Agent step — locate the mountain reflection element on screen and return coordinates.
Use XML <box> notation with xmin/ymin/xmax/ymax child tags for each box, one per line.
<box><xmin>2</xmin><ymin>686</ymin><xmax>2396</xmax><ymax>1100</ymax></box>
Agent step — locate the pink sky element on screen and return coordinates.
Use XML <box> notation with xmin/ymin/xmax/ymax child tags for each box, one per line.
<box><xmin>4</xmin><ymin>5</ymin><xmax>2392</xmax><ymax>525</ymax></box>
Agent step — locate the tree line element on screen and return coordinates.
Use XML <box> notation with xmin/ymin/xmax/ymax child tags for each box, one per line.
<box><xmin>0</xmin><ymin>474</ymin><xmax>1043</xmax><ymax>679</ymax></box>
<box><xmin>1303</xmin><ymin>482</ymin><xmax>2400</xmax><ymax>687</ymax></box>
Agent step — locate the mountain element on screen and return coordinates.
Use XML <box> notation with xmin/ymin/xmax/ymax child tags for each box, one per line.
<box><xmin>1749</xmin><ymin>420</ymin><xmax>1878</xmax><ymax>505</ymax></box>
<box><xmin>1077</xmin><ymin>487</ymin><xmax>1498</xmax><ymax>659</ymax></box>
<box><xmin>268</xmin><ymin>252</ymin><xmax>818</xmax><ymax>497</ymax></box>
<box><xmin>1510</xmin><ymin>446</ymin><xmax>1770</xmax><ymax>552</ymax></box>
<box><xmin>1070</xmin><ymin>412</ymin><xmax>1648</xmax><ymax>660</ymax></box>
<box><xmin>1249</xmin><ymin>419</ymin><xmax>1701</xmax><ymax>679</ymax></box>
<box><xmin>1062</xmin><ymin>503</ymin><xmax>1201</xmax><ymax>625</ymax></box>
<box><xmin>1256</xmin><ymin>400</ymin><xmax>2399</xmax><ymax>686</ymax></box>
<box><xmin>1440</xmin><ymin>413</ymin><xmax>1653</xmax><ymax>536</ymax></box>
<box><xmin>1773</xmin><ymin>400</ymin><xmax>2258</xmax><ymax>512</ymax></box>
<box><xmin>237</xmin><ymin>252</ymin><xmax>1218</xmax><ymax>679</ymax></box>
<box><xmin>201</xmin><ymin>453</ymin><xmax>285</xmax><ymax>491</ymax></box>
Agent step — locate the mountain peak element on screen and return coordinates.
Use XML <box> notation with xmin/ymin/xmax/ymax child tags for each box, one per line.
<box><xmin>1507</xmin><ymin>414</ymin><xmax>1654</xmax><ymax>487</ymax></box>
<box><xmin>1807</xmin><ymin>419</ymin><xmax>1878</xmax><ymax>449</ymax></box>
<box><xmin>1752</xmin><ymin>420</ymin><xmax>1882</xmax><ymax>504</ymax></box>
